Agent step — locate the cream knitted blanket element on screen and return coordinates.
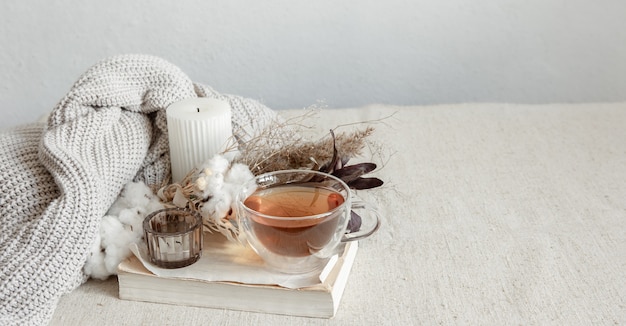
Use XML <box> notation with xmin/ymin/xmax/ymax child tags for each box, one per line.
<box><xmin>0</xmin><ymin>54</ymin><xmax>278</xmax><ymax>325</ymax></box>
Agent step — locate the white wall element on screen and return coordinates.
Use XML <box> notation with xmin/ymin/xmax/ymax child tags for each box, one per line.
<box><xmin>1</xmin><ymin>0</ymin><xmax>625</xmax><ymax>129</ymax></box>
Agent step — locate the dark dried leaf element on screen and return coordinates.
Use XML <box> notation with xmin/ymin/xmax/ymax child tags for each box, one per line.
<box><xmin>347</xmin><ymin>177</ymin><xmax>384</xmax><ymax>190</ymax></box>
<box><xmin>347</xmin><ymin>210</ymin><xmax>362</xmax><ymax>233</ymax></box>
<box><xmin>332</xmin><ymin>162</ymin><xmax>377</xmax><ymax>183</ymax></box>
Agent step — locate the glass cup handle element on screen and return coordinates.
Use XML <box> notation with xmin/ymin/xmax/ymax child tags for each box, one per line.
<box><xmin>341</xmin><ymin>200</ymin><xmax>381</xmax><ymax>242</ymax></box>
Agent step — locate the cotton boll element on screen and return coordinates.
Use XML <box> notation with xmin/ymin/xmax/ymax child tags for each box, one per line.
<box><xmin>128</xmin><ymin>183</ymin><xmax>164</xmax><ymax>217</ymax></box>
<box><xmin>210</xmin><ymin>191</ymin><xmax>233</xmax><ymax>220</ymax></box>
<box><xmin>99</xmin><ymin>215</ymin><xmax>136</xmax><ymax>275</ymax></box>
<box><xmin>84</xmin><ymin>250</ymin><xmax>108</xmax><ymax>280</ymax></box>
<box><xmin>84</xmin><ymin>216</ymin><xmax>124</xmax><ymax>280</ymax></box>
<box><xmin>83</xmin><ymin>232</ymin><xmax>109</xmax><ymax>280</ymax></box>
<box><xmin>225</xmin><ymin>163</ymin><xmax>254</xmax><ymax>185</ymax></box>
<box><xmin>219</xmin><ymin>183</ymin><xmax>243</xmax><ymax>218</ymax></box>
<box><xmin>206</xmin><ymin>155</ymin><xmax>230</xmax><ymax>174</ymax></box>
<box><xmin>224</xmin><ymin>163</ymin><xmax>256</xmax><ymax>200</ymax></box>
<box><xmin>104</xmin><ymin>232</ymin><xmax>134</xmax><ymax>275</ymax></box>
<box><xmin>106</xmin><ymin>181</ymin><xmax>155</xmax><ymax>216</ymax></box>
<box><xmin>100</xmin><ymin>215</ymin><xmax>126</xmax><ymax>247</ymax></box>
<box><xmin>103</xmin><ymin>241</ymin><xmax>131</xmax><ymax>275</ymax></box>
<box><xmin>117</xmin><ymin>208</ymin><xmax>144</xmax><ymax>239</ymax></box>
<box><xmin>199</xmin><ymin>190</ymin><xmax>232</xmax><ymax>221</ymax></box>
<box><xmin>220</xmin><ymin>183</ymin><xmax>236</xmax><ymax>201</ymax></box>
<box><xmin>117</xmin><ymin>208</ymin><xmax>141</xmax><ymax>226</ymax></box>
<box><xmin>85</xmin><ymin>179</ymin><xmax>167</xmax><ymax>280</ymax></box>
<box><xmin>199</xmin><ymin>199</ymin><xmax>217</xmax><ymax>220</ymax></box>
<box><xmin>122</xmin><ymin>181</ymin><xmax>157</xmax><ymax>209</ymax></box>
<box><xmin>86</xmin><ymin>215</ymin><xmax>136</xmax><ymax>280</ymax></box>
<box><xmin>203</xmin><ymin>172</ymin><xmax>225</xmax><ymax>198</ymax></box>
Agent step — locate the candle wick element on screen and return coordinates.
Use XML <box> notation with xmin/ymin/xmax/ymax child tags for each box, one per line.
<box><xmin>197</xmin><ymin>108</ymin><xmax>200</xmax><ymax>113</ymax></box>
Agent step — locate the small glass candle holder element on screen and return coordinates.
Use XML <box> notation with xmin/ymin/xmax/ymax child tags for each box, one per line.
<box><xmin>143</xmin><ymin>207</ymin><xmax>203</xmax><ymax>268</ymax></box>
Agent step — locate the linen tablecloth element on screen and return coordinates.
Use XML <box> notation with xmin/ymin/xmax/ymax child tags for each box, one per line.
<box><xmin>51</xmin><ymin>102</ymin><xmax>626</xmax><ymax>325</ymax></box>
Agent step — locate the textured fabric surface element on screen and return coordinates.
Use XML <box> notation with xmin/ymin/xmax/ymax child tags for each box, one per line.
<box><xmin>49</xmin><ymin>102</ymin><xmax>626</xmax><ymax>325</ymax></box>
<box><xmin>0</xmin><ymin>54</ymin><xmax>279</xmax><ymax>325</ymax></box>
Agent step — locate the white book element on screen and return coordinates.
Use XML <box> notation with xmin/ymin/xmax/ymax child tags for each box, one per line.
<box><xmin>117</xmin><ymin>232</ymin><xmax>359</xmax><ymax>318</ymax></box>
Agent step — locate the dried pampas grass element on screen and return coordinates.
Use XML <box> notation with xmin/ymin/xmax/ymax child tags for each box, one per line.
<box><xmin>229</xmin><ymin>109</ymin><xmax>376</xmax><ymax>176</ymax></box>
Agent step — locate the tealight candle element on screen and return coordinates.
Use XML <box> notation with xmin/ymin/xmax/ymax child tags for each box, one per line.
<box><xmin>143</xmin><ymin>208</ymin><xmax>203</xmax><ymax>268</ymax></box>
<box><xmin>166</xmin><ymin>97</ymin><xmax>232</xmax><ymax>182</ymax></box>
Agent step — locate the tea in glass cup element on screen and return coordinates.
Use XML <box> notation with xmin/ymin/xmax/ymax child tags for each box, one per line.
<box><xmin>236</xmin><ymin>170</ymin><xmax>380</xmax><ymax>274</ymax></box>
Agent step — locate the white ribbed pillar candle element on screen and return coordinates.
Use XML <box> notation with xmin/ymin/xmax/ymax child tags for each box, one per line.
<box><xmin>166</xmin><ymin>97</ymin><xmax>232</xmax><ymax>182</ymax></box>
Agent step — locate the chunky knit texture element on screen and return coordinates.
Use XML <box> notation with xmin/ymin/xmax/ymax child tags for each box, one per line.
<box><xmin>0</xmin><ymin>54</ymin><xmax>279</xmax><ymax>325</ymax></box>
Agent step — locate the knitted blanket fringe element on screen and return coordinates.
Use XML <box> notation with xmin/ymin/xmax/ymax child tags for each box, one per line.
<box><xmin>0</xmin><ymin>54</ymin><xmax>278</xmax><ymax>325</ymax></box>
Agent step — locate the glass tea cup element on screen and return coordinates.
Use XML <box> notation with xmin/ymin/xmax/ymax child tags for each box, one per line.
<box><xmin>236</xmin><ymin>169</ymin><xmax>380</xmax><ymax>274</ymax></box>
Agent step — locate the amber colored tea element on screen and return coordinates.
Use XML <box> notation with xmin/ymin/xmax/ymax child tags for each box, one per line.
<box><xmin>243</xmin><ymin>185</ymin><xmax>345</xmax><ymax>257</ymax></box>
